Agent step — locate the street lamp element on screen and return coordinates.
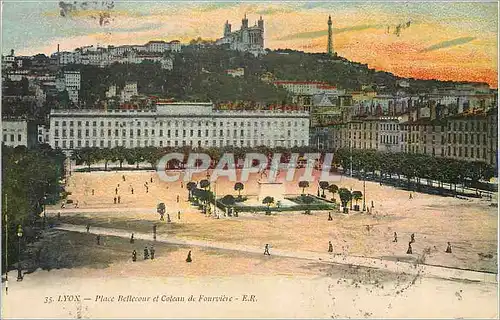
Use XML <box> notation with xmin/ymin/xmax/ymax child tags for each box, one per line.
<box><xmin>43</xmin><ymin>195</ymin><xmax>47</xmax><ymax>229</ymax></box>
<box><xmin>16</xmin><ymin>225</ymin><xmax>23</xmax><ymax>282</ymax></box>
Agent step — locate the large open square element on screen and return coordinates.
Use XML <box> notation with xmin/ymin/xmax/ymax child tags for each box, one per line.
<box><xmin>3</xmin><ymin>166</ymin><xmax>497</xmax><ymax>318</ymax></box>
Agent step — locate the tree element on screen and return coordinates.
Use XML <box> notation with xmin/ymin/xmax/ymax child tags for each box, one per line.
<box><xmin>234</xmin><ymin>182</ymin><xmax>244</xmax><ymax>198</ymax></box>
<box><xmin>319</xmin><ymin>181</ymin><xmax>329</xmax><ymax>197</ymax></box>
<box><xmin>352</xmin><ymin>191</ymin><xmax>362</xmax><ymax>205</ymax></box>
<box><xmin>111</xmin><ymin>146</ymin><xmax>126</xmax><ymax>169</ymax></box>
<box><xmin>338</xmin><ymin>188</ymin><xmax>352</xmax><ymax>211</ymax></box>
<box><xmin>186</xmin><ymin>182</ymin><xmax>197</xmax><ymax>200</ymax></box>
<box><xmin>327</xmin><ymin>184</ymin><xmax>339</xmax><ymax>202</ymax></box>
<box><xmin>157</xmin><ymin>202</ymin><xmax>166</xmax><ymax>220</ymax></box>
<box><xmin>262</xmin><ymin>196</ymin><xmax>274</xmax><ymax>214</ymax></box>
<box><xmin>99</xmin><ymin>148</ymin><xmax>113</xmax><ymax>171</ymax></box>
<box><xmin>199</xmin><ymin>179</ymin><xmax>210</xmax><ymax>190</ymax></box>
<box><xmin>298</xmin><ymin>180</ymin><xmax>310</xmax><ymax>195</ymax></box>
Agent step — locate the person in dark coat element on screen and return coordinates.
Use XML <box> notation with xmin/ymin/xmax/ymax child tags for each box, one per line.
<box><xmin>410</xmin><ymin>233</ymin><xmax>415</xmax><ymax>243</ymax></box>
<box><xmin>176</xmin><ymin>195</ymin><xmax>179</xmax><ymax>203</ymax></box>
<box><xmin>264</xmin><ymin>244</ymin><xmax>270</xmax><ymax>256</ymax></box>
<box><xmin>150</xmin><ymin>177</ymin><xmax>153</xmax><ymax>183</ymax></box>
<box><xmin>153</xmin><ymin>225</ymin><xmax>157</xmax><ymax>240</ymax></box>
<box><xmin>92</xmin><ymin>189</ymin><xmax>94</xmax><ymax>195</ymax></box>
<box><xmin>86</xmin><ymin>224</ymin><xmax>90</xmax><ymax>233</ymax></box>
<box><xmin>186</xmin><ymin>250</ymin><xmax>192</xmax><ymax>262</ymax></box>
<box><xmin>122</xmin><ymin>175</ymin><xmax>126</xmax><ymax>181</ymax></box>
<box><xmin>114</xmin><ymin>197</ymin><xmax>117</xmax><ymax>204</ymax></box>
<box><xmin>144</xmin><ymin>247</ymin><xmax>149</xmax><ymax>260</ymax></box>
<box><xmin>96</xmin><ymin>235</ymin><xmax>101</xmax><ymax>245</ymax></box>
<box><xmin>406</xmin><ymin>242</ymin><xmax>412</xmax><ymax>254</ymax></box>
<box><xmin>393</xmin><ymin>232</ymin><xmax>398</xmax><ymax>243</ymax></box>
<box><xmin>130</xmin><ymin>233</ymin><xmax>134</xmax><ymax>244</ymax></box>
<box><xmin>328</xmin><ymin>241</ymin><xmax>333</xmax><ymax>253</ymax></box>
<box><xmin>115</xmin><ymin>187</ymin><xmax>118</xmax><ymax>195</ymax></box>
<box><xmin>167</xmin><ymin>214</ymin><xmax>171</xmax><ymax>223</ymax></box>
<box><xmin>150</xmin><ymin>246</ymin><xmax>155</xmax><ymax>259</ymax></box>
<box><xmin>178</xmin><ymin>211</ymin><xmax>181</xmax><ymax>220</ymax></box>
<box><xmin>132</xmin><ymin>250</ymin><xmax>137</xmax><ymax>262</ymax></box>
<box><xmin>328</xmin><ymin>212</ymin><xmax>333</xmax><ymax>221</ymax></box>
<box><xmin>117</xmin><ymin>196</ymin><xmax>121</xmax><ymax>204</ymax></box>
<box><xmin>131</xmin><ymin>188</ymin><xmax>134</xmax><ymax>194</ymax></box>
<box><xmin>445</xmin><ymin>242</ymin><xmax>452</xmax><ymax>253</ymax></box>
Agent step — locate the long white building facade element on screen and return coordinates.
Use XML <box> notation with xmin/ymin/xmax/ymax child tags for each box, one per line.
<box><xmin>48</xmin><ymin>102</ymin><xmax>310</xmax><ymax>150</ymax></box>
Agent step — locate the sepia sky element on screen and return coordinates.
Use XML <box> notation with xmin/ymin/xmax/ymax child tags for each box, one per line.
<box><xmin>1</xmin><ymin>1</ymin><xmax>498</xmax><ymax>87</ymax></box>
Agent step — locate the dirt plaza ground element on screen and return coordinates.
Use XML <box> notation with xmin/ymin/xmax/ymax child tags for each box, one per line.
<box><xmin>2</xmin><ymin>166</ymin><xmax>498</xmax><ymax>318</ymax></box>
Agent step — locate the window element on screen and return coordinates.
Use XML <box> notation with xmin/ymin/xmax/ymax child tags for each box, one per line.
<box><xmin>55</xmin><ymin>129</ymin><xmax>59</xmax><ymax>137</ymax></box>
<box><xmin>137</xmin><ymin>129</ymin><xmax>141</xmax><ymax>137</ymax></box>
<box><xmin>55</xmin><ymin>121</ymin><xmax>60</xmax><ymax>127</ymax></box>
<box><xmin>70</xmin><ymin>129</ymin><xmax>74</xmax><ymax>137</ymax></box>
<box><xmin>17</xmin><ymin>134</ymin><xmax>21</xmax><ymax>142</ymax></box>
<box><xmin>93</xmin><ymin>121</ymin><xmax>97</xmax><ymax>126</ymax></box>
<box><xmin>93</xmin><ymin>129</ymin><xmax>97</xmax><ymax>137</ymax></box>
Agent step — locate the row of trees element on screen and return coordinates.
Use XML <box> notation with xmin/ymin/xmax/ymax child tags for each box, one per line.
<box><xmin>2</xmin><ymin>145</ymin><xmax>65</xmax><ymax>271</ymax></box>
<box><xmin>334</xmin><ymin>148</ymin><xmax>496</xmax><ymax>193</ymax></box>
<box><xmin>69</xmin><ymin>145</ymin><xmax>325</xmax><ymax>171</ymax></box>
<box><xmin>70</xmin><ymin>145</ymin><xmax>496</xmax><ymax>192</ymax></box>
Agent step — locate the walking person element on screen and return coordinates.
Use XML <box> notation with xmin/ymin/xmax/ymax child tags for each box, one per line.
<box><xmin>150</xmin><ymin>177</ymin><xmax>153</xmax><ymax>183</ymax></box>
<box><xmin>114</xmin><ymin>197</ymin><xmax>117</xmax><ymax>204</ymax></box>
<box><xmin>122</xmin><ymin>175</ymin><xmax>126</xmax><ymax>181</ymax></box>
<box><xmin>178</xmin><ymin>210</ymin><xmax>181</xmax><ymax>220</ymax></box>
<box><xmin>117</xmin><ymin>196</ymin><xmax>121</xmax><ymax>204</ymax></box>
<box><xmin>153</xmin><ymin>225</ymin><xmax>157</xmax><ymax>241</ymax></box>
<box><xmin>328</xmin><ymin>241</ymin><xmax>333</xmax><ymax>253</ymax></box>
<box><xmin>186</xmin><ymin>250</ymin><xmax>192</xmax><ymax>263</ymax></box>
<box><xmin>328</xmin><ymin>212</ymin><xmax>333</xmax><ymax>221</ymax></box>
<box><xmin>393</xmin><ymin>232</ymin><xmax>398</xmax><ymax>243</ymax></box>
<box><xmin>445</xmin><ymin>242</ymin><xmax>452</xmax><ymax>253</ymax></box>
<box><xmin>115</xmin><ymin>187</ymin><xmax>118</xmax><ymax>195</ymax></box>
<box><xmin>406</xmin><ymin>241</ymin><xmax>412</xmax><ymax>254</ymax></box>
<box><xmin>176</xmin><ymin>195</ymin><xmax>179</xmax><ymax>203</ymax></box>
<box><xmin>181</xmin><ymin>182</ymin><xmax>184</xmax><ymax>189</ymax></box>
<box><xmin>146</xmin><ymin>186</ymin><xmax>149</xmax><ymax>193</ymax></box>
<box><xmin>150</xmin><ymin>246</ymin><xmax>155</xmax><ymax>260</ymax></box>
<box><xmin>132</xmin><ymin>250</ymin><xmax>137</xmax><ymax>262</ymax></box>
<box><xmin>86</xmin><ymin>224</ymin><xmax>90</xmax><ymax>233</ymax></box>
<box><xmin>167</xmin><ymin>214</ymin><xmax>171</xmax><ymax>223</ymax></box>
<box><xmin>96</xmin><ymin>235</ymin><xmax>101</xmax><ymax>245</ymax></box>
<box><xmin>130</xmin><ymin>233</ymin><xmax>134</xmax><ymax>244</ymax></box>
<box><xmin>131</xmin><ymin>188</ymin><xmax>134</xmax><ymax>194</ymax></box>
<box><xmin>92</xmin><ymin>189</ymin><xmax>94</xmax><ymax>196</ymax></box>
<box><xmin>410</xmin><ymin>233</ymin><xmax>415</xmax><ymax>243</ymax></box>
<box><xmin>264</xmin><ymin>244</ymin><xmax>271</xmax><ymax>256</ymax></box>
<box><xmin>143</xmin><ymin>247</ymin><xmax>149</xmax><ymax>260</ymax></box>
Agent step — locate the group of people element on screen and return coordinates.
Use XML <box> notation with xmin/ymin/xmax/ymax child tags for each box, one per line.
<box><xmin>403</xmin><ymin>233</ymin><xmax>452</xmax><ymax>254</ymax></box>
<box><xmin>132</xmin><ymin>246</ymin><xmax>156</xmax><ymax>262</ymax></box>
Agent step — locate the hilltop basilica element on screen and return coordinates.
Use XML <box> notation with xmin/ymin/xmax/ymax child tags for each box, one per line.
<box><xmin>215</xmin><ymin>15</ymin><xmax>266</xmax><ymax>56</ymax></box>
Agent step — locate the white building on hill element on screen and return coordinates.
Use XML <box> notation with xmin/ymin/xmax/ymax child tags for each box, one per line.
<box><xmin>48</xmin><ymin>102</ymin><xmax>310</xmax><ymax>150</ymax></box>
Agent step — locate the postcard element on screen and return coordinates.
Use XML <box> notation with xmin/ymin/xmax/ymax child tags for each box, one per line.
<box><xmin>1</xmin><ymin>1</ymin><xmax>498</xmax><ymax>318</ymax></box>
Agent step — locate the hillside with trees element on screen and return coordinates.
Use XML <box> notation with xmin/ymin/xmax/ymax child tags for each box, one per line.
<box><xmin>76</xmin><ymin>45</ymin><xmax>485</xmax><ymax>107</ymax></box>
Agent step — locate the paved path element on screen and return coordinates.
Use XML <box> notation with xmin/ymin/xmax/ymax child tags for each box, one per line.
<box><xmin>54</xmin><ymin>223</ymin><xmax>497</xmax><ymax>284</ymax></box>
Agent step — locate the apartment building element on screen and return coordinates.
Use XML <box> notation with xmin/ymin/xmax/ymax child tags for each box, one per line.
<box><xmin>48</xmin><ymin>102</ymin><xmax>310</xmax><ymax>151</ymax></box>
